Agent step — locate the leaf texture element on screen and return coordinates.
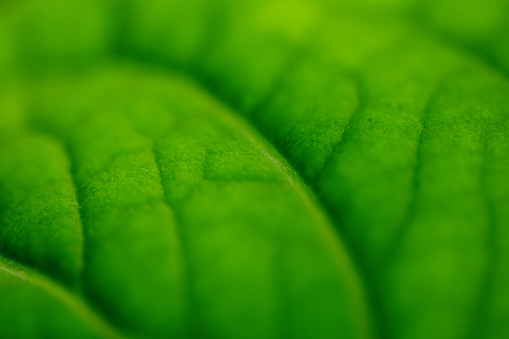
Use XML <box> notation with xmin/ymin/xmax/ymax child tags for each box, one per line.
<box><xmin>0</xmin><ymin>0</ymin><xmax>508</xmax><ymax>339</ymax></box>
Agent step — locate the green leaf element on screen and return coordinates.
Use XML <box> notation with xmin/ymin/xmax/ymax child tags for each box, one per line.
<box><xmin>1</xmin><ymin>67</ymin><xmax>372</xmax><ymax>339</ymax></box>
<box><xmin>0</xmin><ymin>1</ymin><xmax>508</xmax><ymax>339</ymax></box>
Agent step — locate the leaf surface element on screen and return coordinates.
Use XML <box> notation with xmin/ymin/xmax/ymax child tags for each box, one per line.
<box><xmin>0</xmin><ymin>1</ymin><xmax>509</xmax><ymax>339</ymax></box>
